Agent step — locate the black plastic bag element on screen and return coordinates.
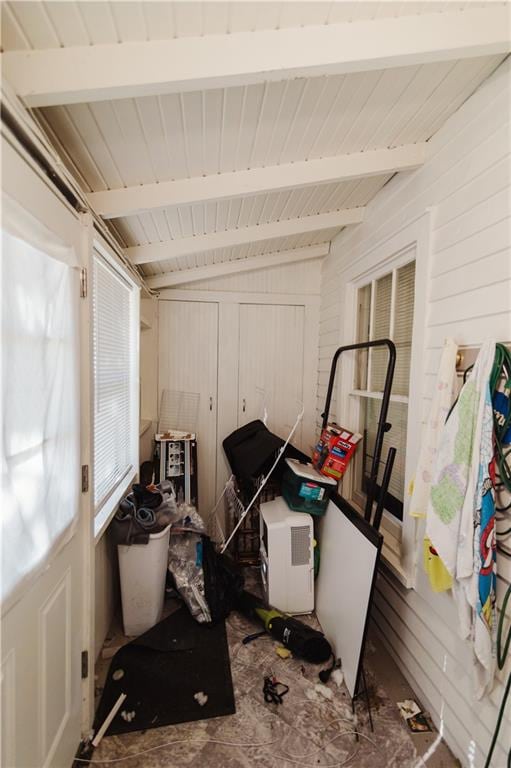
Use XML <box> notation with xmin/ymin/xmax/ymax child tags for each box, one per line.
<box><xmin>201</xmin><ymin>537</ymin><xmax>245</xmax><ymax>623</ymax></box>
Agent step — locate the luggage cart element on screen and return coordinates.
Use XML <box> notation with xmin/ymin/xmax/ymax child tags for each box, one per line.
<box><xmin>321</xmin><ymin>338</ymin><xmax>396</xmax><ymax>532</ymax></box>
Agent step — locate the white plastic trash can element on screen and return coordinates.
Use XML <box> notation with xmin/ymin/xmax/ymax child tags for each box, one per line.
<box><xmin>118</xmin><ymin>524</ymin><xmax>171</xmax><ymax>636</ymax></box>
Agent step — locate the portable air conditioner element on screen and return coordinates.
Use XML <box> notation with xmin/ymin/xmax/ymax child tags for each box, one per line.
<box><xmin>260</xmin><ymin>497</ymin><xmax>314</xmax><ymax>614</ymax></box>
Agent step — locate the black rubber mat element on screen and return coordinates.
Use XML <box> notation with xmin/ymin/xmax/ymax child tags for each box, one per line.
<box><xmin>94</xmin><ymin>607</ymin><xmax>235</xmax><ymax>736</ymax></box>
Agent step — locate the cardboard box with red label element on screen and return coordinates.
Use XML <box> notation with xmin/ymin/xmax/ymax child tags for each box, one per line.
<box><xmin>312</xmin><ymin>423</ymin><xmax>362</xmax><ymax>481</ymax></box>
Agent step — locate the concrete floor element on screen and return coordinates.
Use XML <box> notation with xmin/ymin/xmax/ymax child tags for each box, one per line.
<box><xmin>91</xmin><ymin>573</ymin><xmax>459</xmax><ymax>768</ymax></box>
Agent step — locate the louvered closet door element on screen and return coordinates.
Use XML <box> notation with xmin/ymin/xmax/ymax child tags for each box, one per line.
<box><xmin>238</xmin><ymin>304</ymin><xmax>305</xmax><ymax>448</ymax></box>
<box><xmin>158</xmin><ymin>301</ymin><xmax>218</xmax><ymax>517</ymax></box>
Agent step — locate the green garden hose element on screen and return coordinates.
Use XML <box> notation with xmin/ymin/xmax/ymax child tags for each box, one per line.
<box><xmin>484</xmin><ymin>343</ymin><xmax>511</xmax><ymax>768</ymax></box>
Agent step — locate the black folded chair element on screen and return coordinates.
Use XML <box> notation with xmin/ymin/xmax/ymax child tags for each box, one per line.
<box><xmin>222</xmin><ymin>420</ymin><xmax>310</xmax><ymax>564</ymax></box>
<box><xmin>222</xmin><ymin>419</ymin><xmax>308</xmax><ymax>483</ymax></box>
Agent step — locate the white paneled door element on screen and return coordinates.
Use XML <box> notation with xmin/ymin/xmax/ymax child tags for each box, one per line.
<box><xmin>159</xmin><ymin>300</ymin><xmax>219</xmax><ymax>518</ymax></box>
<box><xmin>1</xmin><ymin>137</ymin><xmax>85</xmax><ymax>767</ymax></box>
<box><xmin>238</xmin><ymin>304</ymin><xmax>305</xmax><ymax>448</ymax></box>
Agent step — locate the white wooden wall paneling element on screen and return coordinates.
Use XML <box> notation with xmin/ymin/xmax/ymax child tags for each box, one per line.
<box><xmin>317</xmin><ymin>58</ymin><xmax>511</xmax><ymax>767</ymax></box>
<box><xmin>371</xmin><ymin>590</ymin><xmax>482</xmax><ymax>763</ymax></box>
<box><xmin>4</xmin><ymin>7</ymin><xmax>509</xmax><ymax>107</ymax></box>
<box><xmin>429</xmin><ymin>251</ymin><xmax>508</xmax><ymax>302</ymax></box>
<box><xmin>146</xmin><ymin>243</ymin><xmax>329</xmax><ymax>289</ymax></box>
<box><xmin>176</xmin><ymin>259</ymin><xmax>321</xmax><ymax>296</ymax></box>
<box><xmin>303</xmin><ymin>300</ymin><xmax>321</xmax><ymax>453</ymax></box>
<box><xmin>333</xmin><ymin>60</ymin><xmax>510</xmax><ymax>271</ymax></box>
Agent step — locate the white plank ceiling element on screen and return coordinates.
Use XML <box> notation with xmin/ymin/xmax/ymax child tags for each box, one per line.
<box><xmin>1</xmin><ymin>1</ymin><xmax>507</xmax><ymax>285</ymax></box>
<box><xmin>0</xmin><ymin>2</ymin><xmax>496</xmax><ymax>49</ymax></box>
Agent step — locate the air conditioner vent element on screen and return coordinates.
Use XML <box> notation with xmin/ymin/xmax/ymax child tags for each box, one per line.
<box><xmin>291</xmin><ymin>525</ymin><xmax>310</xmax><ymax>566</ymax></box>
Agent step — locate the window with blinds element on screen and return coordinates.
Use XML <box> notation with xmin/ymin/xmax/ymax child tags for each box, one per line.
<box><xmin>92</xmin><ymin>250</ymin><xmax>139</xmax><ymax>513</ymax></box>
<box><xmin>352</xmin><ymin>258</ymin><xmax>416</xmax><ymax>521</ymax></box>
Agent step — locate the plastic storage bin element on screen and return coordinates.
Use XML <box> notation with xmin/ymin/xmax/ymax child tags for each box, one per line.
<box><xmin>118</xmin><ymin>524</ymin><xmax>171</xmax><ymax>636</ymax></box>
<box><xmin>282</xmin><ymin>458</ymin><xmax>336</xmax><ymax>516</ymax></box>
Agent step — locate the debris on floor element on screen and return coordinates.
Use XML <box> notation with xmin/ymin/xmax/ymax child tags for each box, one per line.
<box><xmin>331</xmin><ymin>668</ymin><xmax>344</xmax><ymax>687</ymax></box>
<box><xmin>92</xmin><ymin>578</ymin><xmax>458</xmax><ymax>768</ymax></box>
<box><xmin>397</xmin><ymin>698</ymin><xmax>433</xmax><ymax>734</ymax></box>
<box><xmin>193</xmin><ymin>691</ymin><xmax>208</xmax><ymax>706</ymax></box>
<box><xmin>263</xmin><ymin>675</ymin><xmax>289</xmax><ymax>705</ymax></box>
<box><xmin>91</xmin><ymin>693</ymin><xmax>127</xmax><ymax>748</ymax></box>
<box><xmin>314</xmin><ymin>682</ymin><xmax>334</xmax><ymax>700</ymax></box>
<box><xmin>101</xmin><ymin>643</ymin><xmax>128</xmax><ymax>660</ymax></box>
<box><xmin>407</xmin><ymin>712</ymin><xmax>433</xmax><ymax>733</ymax></box>
<box><xmin>397</xmin><ymin>698</ymin><xmax>421</xmax><ymax>720</ymax></box>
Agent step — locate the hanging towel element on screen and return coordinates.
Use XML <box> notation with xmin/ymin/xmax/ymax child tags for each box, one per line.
<box><xmin>422</xmin><ymin>538</ymin><xmax>453</xmax><ymax>592</ymax></box>
<box><xmin>471</xmin><ymin>368</ymin><xmax>497</xmax><ymax>697</ymax></box>
<box><xmin>426</xmin><ymin>340</ymin><xmax>495</xmax><ymax>576</ymax></box>
<box><xmin>409</xmin><ymin>339</ymin><xmax>458</xmax><ymax>592</ymax></box>
<box><xmin>410</xmin><ymin>338</ymin><xmax>459</xmax><ymax>519</ymax></box>
<box><xmin>426</xmin><ymin>339</ymin><xmax>496</xmax><ymax>698</ymax></box>
<box><xmin>453</xmin><ymin>367</ymin><xmax>497</xmax><ymax>698</ymax></box>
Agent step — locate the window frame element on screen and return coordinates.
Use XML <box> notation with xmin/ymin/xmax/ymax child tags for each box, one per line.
<box><xmin>334</xmin><ymin>211</ymin><xmax>431</xmax><ymax>587</ymax></box>
<box><xmin>92</xmin><ymin>236</ymin><xmax>140</xmax><ymax>540</ymax></box>
<box><xmin>351</xmin><ymin>262</ymin><xmax>415</xmax><ymax>521</ymax></box>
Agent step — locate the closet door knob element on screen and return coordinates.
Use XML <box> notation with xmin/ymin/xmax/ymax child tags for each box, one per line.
<box><xmin>209</xmin><ymin>396</ymin><xmax>213</xmax><ymax>411</ymax></box>
<box><xmin>242</xmin><ymin>398</ymin><xmax>246</xmax><ymax>413</ymax></box>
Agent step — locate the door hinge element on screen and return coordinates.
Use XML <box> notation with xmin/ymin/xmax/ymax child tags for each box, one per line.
<box><xmin>80</xmin><ymin>267</ymin><xmax>87</xmax><ymax>298</ymax></box>
<box><xmin>81</xmin><ymin>650</ymin><xmax>89</xmax><ymax>680</ymax></box>
<box><xmin>81</xmin><ymin>465</ymin><xmax>89</xmax><ymax>493</ymax></box>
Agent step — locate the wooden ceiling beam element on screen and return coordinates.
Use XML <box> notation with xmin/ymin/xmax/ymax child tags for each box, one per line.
<box><xmin>127</xmin><ymin>208</ymin><xmax>364</xmax><ymax>265</ymax></box>
<box><xmin>3</xmin><ymin>7</ymin><xmax>509</xmax><ymax>107</ymax></box>
<box><xmin>145</xmin><ymin>243</ymin><xmax>330</xmax><ymax>289</ymax></box>
<box><xmin>88</xmin><ymin>144</ymin><xmax>425</xmax><ymax>219</ymax></box>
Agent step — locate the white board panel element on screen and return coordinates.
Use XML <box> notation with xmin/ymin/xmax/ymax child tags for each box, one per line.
<box><xmin>316</xmin><ymin>497</ymin><xmax>382</xmax><ymax>698</ymax></box>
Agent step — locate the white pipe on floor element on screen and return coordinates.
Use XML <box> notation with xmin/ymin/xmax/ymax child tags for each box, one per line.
<box><xmin>92</xmin><ymin>692</ymin><xmax>127</xmax><ymax>747</ymax></box>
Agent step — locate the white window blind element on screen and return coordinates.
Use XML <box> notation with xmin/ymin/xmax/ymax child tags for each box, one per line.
<box><xmin>92</xmin><ymin>250</ymin><xmax>139</xmax><ymax>512</ymax></box>
<box><xmin>371</xmin><ymin>273</ymin><xmax>392</xmax><ymax>392</ymax></box>
<box><xmin>352</xmin><ymin>258</ymin><xmax>416</xmax><ymax>520</ymax></box>
<box><xmin>393</xmin><ymin>262</ymin><xmax>415</xmax><ymax>397</ymax></box>
<box><xmin>357</xmin><ymin>399</ymin><xmax>409</xmax><ymax>509</ymax></box>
